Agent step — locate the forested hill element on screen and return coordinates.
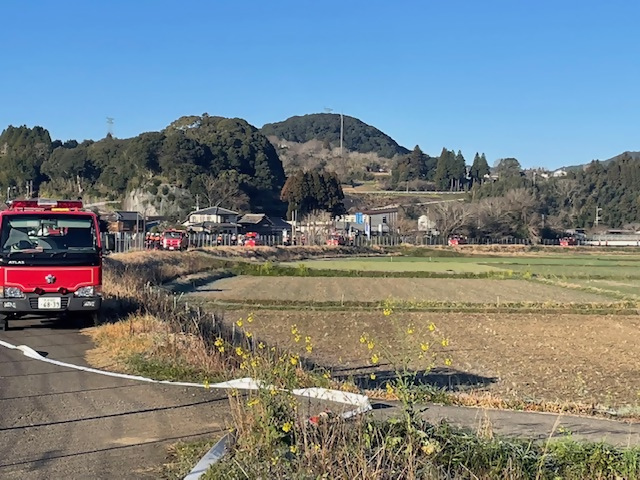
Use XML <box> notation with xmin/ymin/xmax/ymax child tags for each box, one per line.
<box><xmin>565</xmin><ymin>151</ymin><xmax>640</xmax><ymax>171</ymax></box>
<box><xmin>261</xmin><ymin>113</ymin><xmax>410</xmax><ymax>158</ymax></box>
<box><xmin>0</xmin><ymin>114</ymin><xmax>286</xmax><ymax>214</ymax></box>
<box><xmin>470</xmin><ymin>155</ymin><xmax>640</xmax><ymax>233</ymax></box>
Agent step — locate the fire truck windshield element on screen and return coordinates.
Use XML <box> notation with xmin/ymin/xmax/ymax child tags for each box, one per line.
<box><xmin>163</xmin><ymin>231</ymin><xmax>182</xmax><ymax>239</ymax></box>
<box><xmin>0</xmin><ymin>214</ymin><xmax>97</xmax><ymax>254</ymax></box>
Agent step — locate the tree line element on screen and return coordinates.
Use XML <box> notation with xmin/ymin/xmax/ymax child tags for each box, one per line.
<box><xmin>390</xmin><ymin>146</ymin><xmax>491</xmax><ymax>191</ymax></box>
<box><xmin>417</xmin><ymin>154</ymin><xmax>640</xmax><ymax>241</ymax></box>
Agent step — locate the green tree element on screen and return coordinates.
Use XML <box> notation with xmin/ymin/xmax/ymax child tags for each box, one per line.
<box><xmin>494</xmin><ymin>158</ymin><xmax>522</xmax><ymax>178</ymax></box>
<box><xmin>280</xmin><ymin>170</ymin><xmax>345</xmax><ymax>218</ymax></box>
<box><xmin>470</xmin><ymin>152</ymin><xmax>490</xmax><ymax>184</ymax></box>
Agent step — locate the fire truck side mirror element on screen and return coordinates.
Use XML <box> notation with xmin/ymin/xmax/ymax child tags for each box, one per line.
<box><xmin>104</xmin><ymin>233</ymin><xmax>116</xmax><ymax>252</ymax></box>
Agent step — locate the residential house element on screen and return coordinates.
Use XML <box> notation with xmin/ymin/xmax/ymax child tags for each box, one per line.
<box><xmin>102</xmin><ymin>211</ymin><xmax>144</xmax><ymax>233</ymax></box>
<box><xmin>336</xmin><ymin>205</ymin><xmax>400</xmax><ymax>235</ymax></box>
<box><xmin>182</xmin><ymin>206</ymin><xmax>239</xmax><ymax>234</ymax></box>
<box><xmin>361</xmin><ymin>206</ymin><xmax>399</xmax><ymax>235</ymax></box>
<box><xmin>237</xmin><ymin>213</ymin><xmax>291</xmax><ymax>236</ymax></box>
<box><xmin>418</xmin><ymin>215</ymin><xmax>439</xmax><ymax>235</ymax></box>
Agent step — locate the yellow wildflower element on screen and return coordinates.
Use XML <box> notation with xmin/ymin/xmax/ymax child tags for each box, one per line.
<box><xmin>428</xmin><ymin>323</ymin><xmax>436</xmax><ymax>332</ymax></box>
<box><xmin>386</xmin><ymin>383</ymin><xmax>394</xmax><ymax>395</ymax></box>
<box><xmin>236</xmin><ymin>319</ymin><xmax>243</xmax><ymax>327</ymax></box>
<box><xmin>441</xmin><ymin>338</ymin><xmax>449</xmax><ymax>347</ymax></box>
<box><xmin>421</xmin><ymin>443</ymin><xmax>436</xmax><ymax>455</ymax></box>
<box><xmin>247</xmin><ymin>397</ymin><xmax>259</xmax><ymax>407</ymax></box>
<box><xmin>359</xmin><ymin>334</ymin><xmax>367</xmax><ymax>344</ymax></box>
<box><xmin>370</xmin><ymin>373</ymin><xmax>376</xmax><ymax>380</ymax></box>
<box><xmin>289</xmin><ymin>445</ymin><xmax>297</xmax><ymax>454</ymax></box>
<box><xmin>235</xmin><ymin>346</ymin><xmax>243</xmax><ymax>356</ymax></box>
<box><xmin>367</xmin><ymin>340</ymin><xmax>375</xmax><ymax>350</ymax></box>
<box><xmin>407</xmin><ymin>325</ymin><xmax>415</xmax><ymax>335</ymax></box>
<box><xmin>420</xmin><ymin>342</ymin><xmax>429</xmax><ymax>352</ymax></box>
<box><xmin>282</xmin><ymin>422</ymin><xmax>292</xmax><ymax>433</ymax></box>
<box><xmin>247</xmin><ymin>313</ymin><xmax>254</xmax><ymax>323</ymax></box>
<box><xmin>306</xmin><ymin>344</ymin><xmax>313</xmax><ymax>353</ymax></box>
<box><xmin>383</xmin><ymin>308</ymin><xmax>392</xmax><ymax>316</ymax></box>
<box><xmin>371</xmin><ymin>353</ymin><xmax>379</xmax><ymax>364</ymax></box>
<box><xmin>444</xmin><ymin>358</ymin><xmax>452</xmax><ymax>366</ymax></box>
<box><xmin>214</xmin><ymin>338</ymin><xmax>224</xmax><ymax>347</ymax></box>
<box><xmin>246</xmin><ymin>331</ymin><xmax>252</xmax><ymax>338</ymax></box>
<box><xmin>258</xmin><ymin>342</ymin><xmax>265</xmax><ymax>349</ymax></box>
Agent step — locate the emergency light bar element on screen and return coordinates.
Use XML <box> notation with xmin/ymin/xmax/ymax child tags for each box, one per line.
<box><xmin>8</xmin><ymin>199</ymin><xmax>84</xmax><ymax>211</ymax></box>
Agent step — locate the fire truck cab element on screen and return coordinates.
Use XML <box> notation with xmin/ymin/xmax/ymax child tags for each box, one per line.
<box><xmin>0</xmin><ymin>199</ymin><xmax>114</xmax><ymax>331</ymax></box>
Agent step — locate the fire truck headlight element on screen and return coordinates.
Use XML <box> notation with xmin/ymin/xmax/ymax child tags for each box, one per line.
<box><xmin>3</xmin><ymin>287</ymin><xmax>25</xmax><ymax>298</ymax></box>
<box><xmin>74</xmin><ymin>286</ymin><xmax>95</xmax><ymax>297</ymax></box>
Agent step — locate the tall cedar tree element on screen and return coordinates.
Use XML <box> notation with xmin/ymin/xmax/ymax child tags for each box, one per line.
<box><xmin>451</xmin><ymin>150</ymin><xmax>467</xmax><ymax>191</ymax></box>
<box><xmin>280</xmin><ymin>170</ymin><xmax>345</xmax><ymax>219</ymax></box>
<box><xmin>434</xmin><ymin>148</ymin><xmax>454</xmax><ymax>190</ymax></box>
<box><xmin>390</xmin><ymin>145</ymin><xmax>432</xmax><ymax>187</ymax></box>
<box><xmin>470</xmin><ymin>152</ymin><xmax>490</xmax><ymax>184</ymax></box>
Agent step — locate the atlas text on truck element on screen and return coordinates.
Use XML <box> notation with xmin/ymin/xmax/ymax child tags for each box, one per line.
<box><xmin>0</xmin><ymin>198</ymin><xmax>114</xmax><ymax>331</ymax></box>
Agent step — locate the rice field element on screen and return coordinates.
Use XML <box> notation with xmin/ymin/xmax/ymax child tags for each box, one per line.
<box><xmin>196</xmin><ymin>276</ymin><xmax>615</xmax><ymax>304</ymax></box>
<box><xmin>282</xmin><ymin>254</ymin><xmax>640</xmax><ymax>278</ymax></box>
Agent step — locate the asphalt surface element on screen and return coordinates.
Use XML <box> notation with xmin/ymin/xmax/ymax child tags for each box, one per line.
<box><xmin>0</xmin><ymin>317</ymin><xmax>229</xmax><ymax>480</ymax></box>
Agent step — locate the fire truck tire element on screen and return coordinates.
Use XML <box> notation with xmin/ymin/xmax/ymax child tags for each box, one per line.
<box><xmin>91</xmin><ymin>310</ymin><xmax>104</xmax><ymax>326</ymax></box>
<box><xmin>0</xmin><ymin>315</ymin><xmax>8</xmax><ymax>331</ymax></box>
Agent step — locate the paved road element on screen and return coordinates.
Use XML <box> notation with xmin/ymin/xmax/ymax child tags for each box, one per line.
<box><xmin>0</xmin><ymin>317</ymin><xmax>229</xmax><ymax>480</ymax></box>
<box><xmin>374</xmin><ymin>402</ymin><xmax>640</xmax><ymax>447</ymax></box>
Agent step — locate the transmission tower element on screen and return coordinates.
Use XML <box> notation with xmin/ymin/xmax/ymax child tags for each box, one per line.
<box><xmin>323</xmin><ymin>108</ymin><xmax>343</xmax><ymax>156</ymax></box>
<box><xmin>106</xmin><ymin>117</ymin><xmax>114</xmax><ymax>137</ymax></box>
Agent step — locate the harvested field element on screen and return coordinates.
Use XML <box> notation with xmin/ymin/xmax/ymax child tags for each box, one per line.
<box><xmin>228</xmin><ymin>309</ymin><xmax>640</xmax><ymax>408</ymax></box>
<box><xmin>195</xmin><ymin>276</ymin><xmax>615</xmax><ymax>303</ymax></box>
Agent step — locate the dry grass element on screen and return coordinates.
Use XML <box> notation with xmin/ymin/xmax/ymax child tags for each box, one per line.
<box><xmin>193</xmin><ymin>276</ymin><xmax>614</xmax><ymax>304</ymax></box>
<box><xmin>84</xmin><ymin>314</ymin><xmax>169</xmax><ymax>370</ymax></box>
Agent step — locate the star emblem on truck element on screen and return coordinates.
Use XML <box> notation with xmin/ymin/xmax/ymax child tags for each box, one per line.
<box><xmin>45</xmin><ymin>274</ymin><xmax>56</xmax><ymax>284</ymax></box>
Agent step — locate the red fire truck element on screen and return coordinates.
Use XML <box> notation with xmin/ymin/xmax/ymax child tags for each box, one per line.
<box><xmin>0</xmin><ymin>199</ymin><xmax>114</xmax><ymax>331</ymax></box>
<box><xmin>161</xmin><ymin>229</ymin><xmax>188</xmax><ymax>251</ymax></box>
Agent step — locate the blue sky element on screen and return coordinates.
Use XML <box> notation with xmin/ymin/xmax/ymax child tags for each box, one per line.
<box><xmin>1</xmin><ymin>1</ymin><xmax>638</xmax><ymax>170</ymax></box>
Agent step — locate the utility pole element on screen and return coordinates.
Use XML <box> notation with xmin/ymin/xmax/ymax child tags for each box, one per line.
<box><xmin>324</xmin><ymin>107</ymin><xmax>344</xmax><ymax>156</ymax></box>
<box><xmin>340</xmin><ymin>111</ymin><xmax>344</xmax><ymax>157</ymax></box>
<box><xmin>595</xmin><ymin>206</ymin><xmax>602</xmax><ymax>227</ymax></box>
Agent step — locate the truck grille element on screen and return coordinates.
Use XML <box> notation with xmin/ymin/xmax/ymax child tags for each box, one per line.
<box><xmin>29</xmin><ymin>297</ymin><xmax>69</xmax><ymax>310</ymax></box>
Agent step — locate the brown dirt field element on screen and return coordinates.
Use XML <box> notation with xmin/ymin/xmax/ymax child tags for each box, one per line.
<box><xmin>227</xmin><ymin>309</ymin><xmax>640</xmax><ymax>409</ymax></box>
<box><xmin>196</xmin><ymin>276</ymin><xmax>614</xmax><ymax>304</ymax></box>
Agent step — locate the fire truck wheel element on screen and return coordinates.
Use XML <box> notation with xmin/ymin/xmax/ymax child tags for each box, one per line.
<box><xmin>0</xmin><ymin>315</ymin><xmax>7</xmax><ymax>331</ymax></box>
<box><xmin>91</xmin><ymin>311</ymin><xmax>104</xmax><ymax>326</ymax></box>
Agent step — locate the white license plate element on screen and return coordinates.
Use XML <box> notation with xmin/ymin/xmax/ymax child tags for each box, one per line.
<box><xmin>38</xmin><ymin>297</ymin><xmax>61</xmax><ymax>309</ymax></box>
